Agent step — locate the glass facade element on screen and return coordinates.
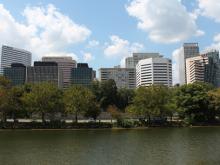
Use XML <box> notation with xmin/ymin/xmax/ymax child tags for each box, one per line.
<box><xmin>3</xmin><ymin>63</ymin><xmax>26</xmax><ymax>86</ymax></box>
<box><xmin>204</xmin><ymin>51</ymin><xmax>220</xmax><ymax>87</ymax></box>
<box><xmin>71</xmin><ymin>63</ymin><xmax>93</xmax><ymax>87</ymax></box>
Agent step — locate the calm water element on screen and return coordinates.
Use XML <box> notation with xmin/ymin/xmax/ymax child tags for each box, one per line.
<box><xmin>0</xmin><ymin>128</ymin><xmax>220</xmax><ymax>165</ymax></box>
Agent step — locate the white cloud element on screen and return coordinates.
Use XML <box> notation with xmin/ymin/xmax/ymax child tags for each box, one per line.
<box><xmin>0</xmin><ymin>4</ymin><xmax>91</xmax><ymax>62</ymax></box>
<box><xmin>83</xmin><ymin>52</ymin><xmax>94</xmax><ymax>62</ymax></box>
<box><xmin>104</xmin><ymin>35</ymin><xmax>143</xmax><ymax>58</ymax></box>
<box><xmin>172</xmin><ymin>47</ymin><xmax>184</xmax><ymax>85</ymax></box>
<box><xmin>87</xmin><ymin>40</ymin><xmax>100</xmax><ymax>48</ymax></box>
<box><xmin>204</xmin><ymin>33</ymin><xmax>220</xmax><ymax>51</ymax></box>
<box><xmin>104</xmin><ymin>35</ymin><xmax>143</xmax><ymax>67</ymax></box>
<box><xmin>126</xmin><ymin>0</ymin><xmax>203</xmax><ymax>43</ymax></box>
<box><xmin>197</xmin><ymin>0</ymin><xmax>220</xmax><ymax>23</ymax></box>
<box><xmin>44</xmin><ymin>52</ymin><xmax>79</xmax><ymax>61</ymax></box>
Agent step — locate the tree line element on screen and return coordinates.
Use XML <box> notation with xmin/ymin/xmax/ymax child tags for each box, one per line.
<box><xmin>1</xmin><ymin>75</ymin><xmax>220</xmax><ymax>126</ymax></box>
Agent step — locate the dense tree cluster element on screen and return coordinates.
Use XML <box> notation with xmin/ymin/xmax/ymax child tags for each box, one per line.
<box><xmin>1</xmin><ymin>75</ymin><xmax>220</xmax><ymax>126</ymax></box>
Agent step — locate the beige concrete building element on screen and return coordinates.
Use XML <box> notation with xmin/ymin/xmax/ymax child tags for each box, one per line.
<box><xmin>125</xmin><ymin>53</ymin><xmax>163</xmax><ymax>68</ymax></box>
<box><xmin>99</xmin><ymin>68</ymin><xmax>136</xmax><ymax>89</ymax></box>
<box><xmin>42</xmin><ymin>56</ymin><xmax>76</xmax><ymax>88</ymax></box>
<box><xmin>186</xmin><ymin>56</ymin><xmax>208</xmax><ymax>84</ymax></box>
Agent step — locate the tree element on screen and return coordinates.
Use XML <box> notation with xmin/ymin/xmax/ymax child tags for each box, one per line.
<box><xmin>107</xmin><ymin>105</ymin><xmax>122</xmax><ymax>123</ymax></box>
<box><xmin>0</xmin><ymin>76</ymin><xmax>11</xmax><ymax>123</ymax></box>
<box><xmin>0</xmin><ymin>76</ymin><xmax>11</xmax><ymax>89</ymax></box>
<box><xmin>208</xmin><ymin>88</ymin><xmax>220</xmax><ymax>120</ymax></box>
<box><xmin>126</xmin><ymin>86</ymin><xmax>153</xmax><ymax>125</ymax></box>
<box><xmin>22</xmin><ymin>82</ymin><xmax>63</xmax><ymax>123</ymax></box>
<box><xmin>175</xmin><ymin>82</ymin><xmax>214</xmax><ymax>123</ymax></box>
<box><xmin>64</xmin><ymin>86</ymin><xmax>96</xmax><ymax>123</ymax></box>
<box><xmin>99</xmin><ymin>79</ymin><xmax>118</xmax><ymax>110</ymax></box>
<box><xmin>8</xmin><ymin>86</ymin><xmax>25</xmax><ymax>122</ymax></box>
<box><xmin>91</xmin><ymin>80</ymin><xmax>101</xmax><ymax>102</ymax></box>
<box><xmin>0</xmin><ymin>88</ymin><xmax>10</xmax><ymax>123</ymax></box>
<box><xmin>84</xmin><ymin>102</ymin><xmax>101</xmax><ymax>121</ymax></box>
<box><xmin>127</xmin><ymin>85</ymin><xmax>172</xmax><ymax>125</ymax></box>
<box><xmin>116</xmin><ymin>88</ymin><xmax>135</xmax><ymax>112</ymax></box>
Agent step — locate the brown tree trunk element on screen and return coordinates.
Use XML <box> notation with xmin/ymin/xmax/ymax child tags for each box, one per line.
<box><xmin>148</xmin><ymin>116</ymin><xmax>151</xmax><ymax>127</ymax></box>
<box><xmin>2</xmin><ymin>111</ymin><xmax>7</xmax><ymax>123</ymax></box>
<box><xmin>42</xmin><ymin>112</ymin><xmax>45</xmax><ymax>124</ymax></box>
<box><xmin>75</xmin><ymin>112</ymin><xmax>78</xmax><ymax>123</ymax></box>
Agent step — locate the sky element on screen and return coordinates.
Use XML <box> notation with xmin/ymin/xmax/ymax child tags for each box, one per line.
<box><xmin>1</xmin><ymin>0</ymin><xmax>220</xmax><ymax>75</ymax></box>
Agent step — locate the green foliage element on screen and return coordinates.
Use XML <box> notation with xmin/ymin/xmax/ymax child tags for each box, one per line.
<box><xmin>208</xmin><ymin>88</ymin><xmax>220</xmax><ymax>119</ymax></box>
<box><xmin>91</xmin><ymin>80</ymin><xmax>101</xmax><ymax>102</ymax></box>
<box><xmin>175</xmin><ymin>82</ymin><xmax>214</xmax><ymax>123</ymax></box>
<box><xmin>107</xmin><ymin>105</ymin><xmax>122</xmax><ymax>121</ymax></box>
<box><xmin>64</xmin><ymin>85</ymin><xmax>97</xmax><ymax>122</ymax></box>
<box><xmin>99</xmin><ymin>79</ymin><xmax>118</xmax><ymax>110</ymax></box>
<box><xmin>116</xmin><ymin>88</ymin><xmax>135</xmax><ymax>111</ymax></box>
<box><xmin>127</xmin><ymin>85</ymin><xmax>173</xmax><ymax>125</ymax></box>
<box><xmin>8</xmin><ymin>86</ymin><xmax>25</xmax><ymax>121</ymax></box>
<box><xmin>84</xmin><ymin>102</ymin><xmax>101</xmax><ymax>120</ymax></box>
<box><xmin>1</xmin><ymin>74</ymin><xmax>220</xmax><ymax>127</ymax></box>
<box><xmin>0</xmin><ymin>76</ymin><xmax>11</xmax><ymax>122</ymax></box>
<box><xmin>22</xmin><ymin>82</ymin><xmax>63</xmax><ymax>123</ymax></box>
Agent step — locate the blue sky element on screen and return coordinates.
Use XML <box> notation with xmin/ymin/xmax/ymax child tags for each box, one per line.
<box><xmin>1</xmin><ymin>0</ymin><xmax>220</xmax><ymax>73</ymax></box>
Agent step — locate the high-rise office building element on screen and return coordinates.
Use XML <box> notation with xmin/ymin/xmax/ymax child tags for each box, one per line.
<box><xmin>99</xmin><ymin>68</ymin><xmax>136</xmax><ymax>89</ymax></box>
<box><xmin>27</xmin><ymin>61</ymin><xmax>62</xmax><ymax>88</ymax></box>
<box><xmin>42</xmin><ymin>56</ymin><xmax>76</xmax><ymax>88</ymax></box>
<box><xmin>186</xmin><ymin>56</ymin><xmax>207</xmax><ymax>84</ymax></box>
<box><xmin>136</xmin><ymin>57</ymin><xmax>172</xmax><ymax>87</ymax></box>
<box><xmin>1</xmin><ymin>45</ymin><xmax>31</xmax><ymax>71</ymax></box>
<box><xmin>125</xmin><ymin>53</ymin><xmax>163</xmax><ymax>68</ymax></box>
<box><xmin>3</xmin><ymin>63</ymin><xmax>26</xmax><ymax>86</ymax></box>
<box><xmin>186</xmin><ymin>50</ymin><xmax>220</xmax><ymax>87</ymax></box>
<box><xmin>71</xmin><ymin>63</ymin><xmax>93</xmax><ymax>87</ymax></box>
<box><xmin>174</xmin><ymin>43</ymin><xmax>199</xmax><ymax>85</ymax></box>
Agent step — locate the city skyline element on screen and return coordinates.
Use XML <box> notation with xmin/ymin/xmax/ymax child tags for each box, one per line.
<box><xmin>0</xmin><ymin>0</ymin><xmax>220</xmax><ymax>75</ymax></box>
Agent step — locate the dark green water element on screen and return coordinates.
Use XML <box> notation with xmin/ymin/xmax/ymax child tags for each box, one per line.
<box><xmin>0</xmin><ymin>128</ymin><xmax>220</xmax><ymax>165</ymax></box>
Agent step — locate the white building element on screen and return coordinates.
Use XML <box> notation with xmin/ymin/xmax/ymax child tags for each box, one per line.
<box><xmin>173</xmin><ymin>43</ymin><xmax>199</xmax><ymax>85</ymax></box>
<box><xmin>42</xmin><ymin>56</ymin><xmax>76</xmax><ymax>88</ymax></box>
<box><xmin>1</xmin><ymin>45</ymin><xmax>31</xmax><ymax>70</ymax></box>
<box><xmin>125</xmin><ymin>53</ymin><xmax>163</xmax><ymax>68</ymax></box>
<box><xmin>99</xmin><ymin>68</ymin><xmax>136</xmax><ymax>89</ymax></box>
<box><xmin>186</xmin><ymin>50</ymin><xmax>220</xmax><ymax>86</ymax></box>
<box><xmin>136</xmin><ymin>58</ymin><xmax>172</xmax><ymax>87</ymax></box>
<box><xmin>186</xmin><ymin>56</ymin><xmax>207</xmax><ymax>84</ymax></box>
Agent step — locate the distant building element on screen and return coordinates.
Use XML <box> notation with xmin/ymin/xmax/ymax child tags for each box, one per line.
<box><xmin>42</xmin><ymin>56</ymin><xmax>76</xmax><ymax>88</ymax></box>
<box><xmin>1</xmin><ymin>45</ymin><xmax>31</xmax><ymax>72</ymax></box>
<box><xmin>136</xmin><ymin>57</ymin><xmax>172</xmax><ymax>87</ymax></box>
<box><xmin>92</xmin><ymin>70</ymin><xmax>96</xmax><ymax>80</ymax></box>
<box><xmin>3</xmin><ymin>63</ymin><xmax>26</xmax><ymax>86</ymax></box>
<box><xmin>99</xmin><ymin>68</ymin><xmax>136</xmax><ymax>89</ymax></box>
<box><xmin>125</xmin><ymin>53</ymin><xmax>163</xmax><ymax>68</ymax></box>
<box><xmin>71</xmin><ymin>63</ymin><xmax>93</xmax><ymax>87</ymax></box>
<box><xmin>27</xmin><ymin>61</ymin><xmax>62</xmax><ymax>88</ymax></box>
<box><xmin>186</xmin><ymin>50</ymin><xmax>220</xmax><ymax>87</ymax></box>
<box><xmin>174</xmin><ymin>43</ymin><xmax>199</xmax><ymax>85</ymax></box>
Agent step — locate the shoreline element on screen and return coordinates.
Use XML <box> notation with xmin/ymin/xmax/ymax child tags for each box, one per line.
<box><xmin>1</xmin><ymin>125</ymin><xmax>220</xmax><ymax>131</ymax></box>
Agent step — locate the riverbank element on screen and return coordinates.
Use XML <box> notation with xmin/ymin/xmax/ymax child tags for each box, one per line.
<box><xmin>1</xmin><ymin>120</ymin><xmax>220</xmax><ymax>129</ymax></box>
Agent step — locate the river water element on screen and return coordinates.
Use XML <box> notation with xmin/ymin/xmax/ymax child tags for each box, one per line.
<box><xmin>0</xmin><ymin>127</ymin><xmax>220</xmax><ymax>165</ymax></box>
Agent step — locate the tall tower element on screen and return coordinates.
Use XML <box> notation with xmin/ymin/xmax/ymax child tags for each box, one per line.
<box><xmin>1</xmin><ymin>45</ymin><xmax>32</xmax><ymax>72</ymax></box>
<box><xmin>174</xmin><ymin>43</ymin><xmax>199</xmax><ymax>85</ymax></box>
<box><xmin>42</xmin><ymin>56</ymin><xmax>76</xmax><ymax>88</ymax></box>
<box><xmin>136</xmin><ymin>57</ymin><xmax>172</xmax><ymax>87</ymax></box>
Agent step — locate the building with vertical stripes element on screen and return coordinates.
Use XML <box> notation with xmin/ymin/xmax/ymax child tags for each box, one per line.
<box><xmin>27</xmin><ymin>61</ymin><xmax>62</xmax><ymax>88</ymax></box>
<box><xmin>1</xmin><ymin>45</ymin><xmax>31</xmax><ymax>72</ymax></box>
<box><xmin>42</xmin><ymin>56</ymin><xmax>76</xmax><ymax>88</ymax></box>
<box><xmin>186</xmin><ymin>50</ymin><xmax>220</xmax><ymax>87</ymax></box>
<box><xmin>99</xmin><ymin>67</ymin><xmax>136</xmax><ymax>89</ymax></box>
<box><xmin>136</xmin><ymin>57</ymin><xmax>172</xmax><ymax>87</ymax></box>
